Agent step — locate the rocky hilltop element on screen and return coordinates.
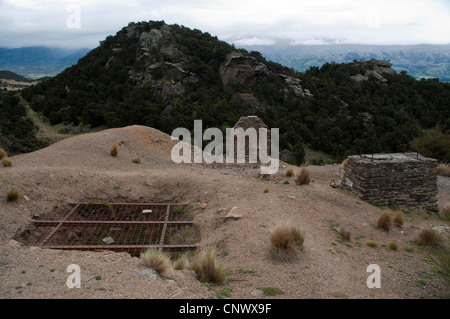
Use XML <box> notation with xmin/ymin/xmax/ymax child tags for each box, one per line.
<box><xmin>13</xmin><ymin>20</ymin><xmax>449</xmax><ymax>164</ymax></box>
<box><xmin>115</xmin><ymin>23</ymin><xmax>311</xmax><ymax>108</ymax></box>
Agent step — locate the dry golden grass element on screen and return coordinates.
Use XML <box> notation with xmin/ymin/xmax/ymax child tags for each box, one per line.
<box><xmin>285</xmin><ymin>168</ymin><xmax>294</xmax><ymax>177</ymax></box>
<box><xmin>173</xmin><ymin>254</ymin><xmax>190</xmax><ymax>270</ymax></box>
<box><xmin>191</xmin><ymin>247</ymin><xmax>226</xmax><ymax>283</ymax></box>
<box><xmin>140</xmin><ymin>249</ymin><xmax>171</xmax><ymax>274</ymax></box>
<box><xmin>417</xmin><ymin>228</ymin><xmax>444</xmax><ymax>248</ymax></box>
<box><xmin>270</xmin><ymin>223</ymin><xmax>304</xmax><ymax>261</ymax></box>
<box><xmin>295</xmin><ymin>166</ymin><xmax>311</xmax><ymax>185</ymax></box>
<box><xmin>0</xmin><ymin>147</ymin><xmax>7</xmax><ymax>160</ymax></box>
<box><xmin>377</xmin><ymin>211</ymin><xmax>392</xmax><ymax>231</ymax></box>
<box><xmin>110</xmin><ymin>142</ymin><xmax>118</xmax><ymax>157</ymax></box>
<box><xmin>2</xmin><ymin>158</ymin><xmax>12</xmax><ymax>167</ymax></box>
<box><xmin>393</xmin><ymin>210</ymin><xmax>404</xmax><ymax>227</ymax></box>
<box><xmin>436</xmin><ymin>164</ymin><xmax>450</xmax><ymax>177</ymax></box>
<box><xmin>6</xmin><ymin>188</ymin><xmax>20</xmax><ymax>202</ymax></box>
<box><xmin>342</xmin><ymin>159</ymin><xmax>349</xmax><ymax>168</ymax></box>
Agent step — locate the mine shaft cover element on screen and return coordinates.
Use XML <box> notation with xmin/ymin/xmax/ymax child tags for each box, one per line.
<box><xmin>26</xmin><ymin>202</ymin><xmax>200</xmax><ymax>254</ymax></box>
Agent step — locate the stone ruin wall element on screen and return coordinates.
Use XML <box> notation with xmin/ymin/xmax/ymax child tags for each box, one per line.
<box><xmin>341</xmin><ymin>153</ymin><xmax>439</xmax><ymax>213</ymax></box>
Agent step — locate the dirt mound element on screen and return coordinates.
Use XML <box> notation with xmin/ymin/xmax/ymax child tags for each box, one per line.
<box><xmin>0</xmin><ymin>125</ymin><xmax>449</xmax><ymax>299</ymax></box>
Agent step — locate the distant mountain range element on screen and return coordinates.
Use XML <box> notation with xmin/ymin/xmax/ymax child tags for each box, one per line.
<box><xmin>1</xmin><ymin>43</ymin><xmax>449</xmax><ymax>82</ymax></box>
<box><xmin>0</xmin><ymin>47</ymin><xmax>90</xmax><ymax>79</ymax></box>
<box><xmin>237</xmin><ymin>42</ymin><xmax>450</xmax><ymax>82</ymax></box>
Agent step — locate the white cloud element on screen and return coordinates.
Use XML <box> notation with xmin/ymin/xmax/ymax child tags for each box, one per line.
<box><xmin>0</xmin><ymin>0</ymin><xmax>449</xmax><ymax>48</ymax></box>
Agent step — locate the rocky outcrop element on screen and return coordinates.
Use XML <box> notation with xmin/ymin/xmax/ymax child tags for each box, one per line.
<box><xmin>341</xmin><ymin>153</ymin><xmax>439</xmax><ymax>213</ymax></box>
<box><xmin>279</xmin><ymin>74</ymin><xmax>313</xmax><ymax>98</ymax></box>
<box><xmin>219</xmin><ymin>52</ymin><xmax>270</xmax><ymax>88</ymax></box>
<box><xmin>127</xmin><ymin>25</ymin><xmax>197</xmax><ymax>103</ymax></box>
<box><xmin>122</xmin><ymin>23</ymin><xmax>313</xmax><ymax>105</ymax></box>
<box><xmin>350</xmin><ymin>59</ymin><xmax>396</xmax><ymax>85</ymax></box>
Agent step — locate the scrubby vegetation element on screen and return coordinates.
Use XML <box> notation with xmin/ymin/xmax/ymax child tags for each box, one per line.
<box><xmin>0</xmin><ymin>146</ymin><xmax>7</xmax><ymax>159</ymax></box>
<box><xmin>0</xmin><ymin>91</ymin><xmax>48</xmax><ymax>155</ymax></box>
<box><xmin>270</xmin><ymin>223</ymin><xmax>304</xmax><ymax>261</ymax></box>
<box><xmin>417</xmin><ymin>228</ymin><xmax>444</xmax><ymax>248</ymax></box>
<box><xmin>6</xmin><ymin>188</ymin><xmax>20</xmax><ymax>202</ymax></box>
<box><xmin>132</xmin><ymin>157</ymin><xmax>141</xmax><ymax>164</ymax></box>
<box><xmin>140</xmin><ymin>248</ymin><xmax>171</xmax><ymax>274</ymax></box>
<box><xmin>285</xmin><ymin>168</ymin><xmax>294</xmax><ymax>177</ymax></box>
<box><xmin>173</xmin><ymin>254</ymin><xmax>190</xmax><ymax>270</ymax></box>
<box><xmin>339</xmin><ymin>228</ymin><xmax>351</xmax><ymax>241</ymax></box>
<box><xmin>1</xmin><ymin>157</ymin><xmax>11</xmax><ymax>167</ymax></box>
<box><xmin>393</xmin><ymin>211</ymin><xmax>404</xmax><ymax>227</ymax></box>
<box><xmin>2</xmin><ymin>20</ymin><xmax>445</xmax><ymax>163</ymax></box>
<box><xmin>295</xmin><ymin>166</ymin><xmax>311</xmax><ymax>185</ymax></box>
<box><xmin>110</xmin><ymin>142</ymin><xmax>118</xmax><ymax>157</ymax></box>
<box><xmin>437</xmin><ymin>164</ymin><xmax>450</xmax><ymax>177</ymax></box>
<box><xmin>191</xmin><ymin>247</ymin><xmax>227</xmax><ymax>284</ymax></box>
<box><xmin>377</xmin><ymin>211</ymin><xmax>393</xmax><ymax>231</ymax></box>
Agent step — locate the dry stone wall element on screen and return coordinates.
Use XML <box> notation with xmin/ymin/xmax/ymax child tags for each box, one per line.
<box><xmin>341</xmin><ymin>153</ymin><xmax>439</xmax><ymax>213</ymax></box>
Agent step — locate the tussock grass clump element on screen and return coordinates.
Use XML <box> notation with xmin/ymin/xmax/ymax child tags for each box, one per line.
<box><xmin>377</xmin><ymin>211</ymin><xmax>392</xmax><ymax>231</ymax></box>
<box><xmin>339</xmin><ymin>228</ymin><xmax>351</xmax><ymax>241</ymax></box>
<box><xmin>389</xmin><ymin>242</ymin><xmax>398</xmax><ymax>251</ymax></box>
<box><xmin>140</xmin><ymin>248</ymin><xmax>171</xmax><ymax>274</ymax></box>
<box><xmin>173</xmin><ymin>254</ymin><xmax>190</xmax><ymax>270</ymax></box>
<box><xmin>0</xmin><ymin>146</ymin><xmax>7</xmax><ymax>160</ymax></box>
<box><xmin>295</xmin><ymin>166</ymin><xmax>311</xmax><ymax>185</ymax></box>
<box><xmin>342</xmin><ymin>159</ymin><xmax>349</xmax><ymax>168</ymax></box>
<box><xmin>393</xmin><ymin>210</ymin><xmax>404</xmax><ymax>227</ymax></box>
<box><xmin>417</xmin><ymin>228</ymin><xmax>445</xmax><ymax>248</ymax></box>
<box><xmin>264</xmin><ymin>187</ymin><xmax>269</xmax><ymax>193</ymax></box>
<box><xmin>270</xmin><ymin>223</ymin><xmax>304</xmax><ymax>261</ymax></box>
<box><xmin>6</xmin><ymin>188</ymin><xmax>20</xmax><ymax>202</ymax></box>
<box><xmin>285</xmin><ymin>168</ymin><xmax>294</xmax><ymax>177</ymax></box>
<box><xmin>436</xmin><ymin>164</ymin><xmax>450</xmax><ymax>177</ymax></box>
<box><xmin>367</xmin><ymin>241</ymin><xmax>378</xmax><ymax>248</ymax></box>
<box><xmin>2</xmin><ymin>158</ymin><xmax>12</xmax><ymax>167</ymax></box>
<box><xmin>191</xmin><ymin>247</ymin><xmax>226</xmax><ymax>284</ymax></box>
<box><xmin>132</xmin><ymin>157</ymin><xmax>141</xmax><ymax>164</ymax></box>
<box><xmin>110</xmin><ymin>142</ymin><xmax>118</xmax><ymax>157</ymax></box>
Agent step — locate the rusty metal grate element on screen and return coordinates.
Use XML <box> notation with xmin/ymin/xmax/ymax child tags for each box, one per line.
<box><xmin>28</xmin><ymin>203</ymin><xmax>200</xmax><ymax>254</ymax></box>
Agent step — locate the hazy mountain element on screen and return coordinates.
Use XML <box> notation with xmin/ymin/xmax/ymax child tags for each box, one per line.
<box><xmin>238</xmin><ymin>42</ymin><xmax>450</xmax><ymax>82</ymax></box>
<box><xmin>0</xmin><ymin>47</ymin><xmax>90</xmax><ymax>79</ymax></box>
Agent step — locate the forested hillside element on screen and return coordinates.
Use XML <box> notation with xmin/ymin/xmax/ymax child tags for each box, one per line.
<box><xmin>2</xmin><ymin>21</ymin><xmax>449</xmax><ymax>162</ymax></box>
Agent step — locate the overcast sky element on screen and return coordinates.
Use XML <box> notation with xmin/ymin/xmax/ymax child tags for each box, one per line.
<box><xmin>1</xmin><ymin>0</ymin><xmax>449</xmax><ymax>49</ymax></box>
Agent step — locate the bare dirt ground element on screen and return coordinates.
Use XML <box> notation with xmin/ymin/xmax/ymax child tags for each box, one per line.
<box><xmin>0</xmin><ymin>125</ymin><xmax>449</xmax><ymax>299</ymax></box>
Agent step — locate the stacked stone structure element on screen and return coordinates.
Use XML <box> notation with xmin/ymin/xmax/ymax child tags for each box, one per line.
<box><xmin>341</xmin><ymin>153</ymin><xmax>439</xmax><ymax>212</ymax></box>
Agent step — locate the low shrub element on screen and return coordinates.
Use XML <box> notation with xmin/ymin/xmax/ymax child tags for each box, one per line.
<box><xmin>110</xmin><ymin>142</ymin><xmax>118</xmax><ymax>157</ymax></box>
<box><xmin>295</xmin><ymin>166</ymin><xmax>311</xmax><ymax>185</ymax></box>
<box><xmin>417</xmin><ymin>228</ymin><xmax>444</xmax><ymax>248</ymax></box>
<box><xmin>437</xmin><ymin>164</ymin><xmax>450</xmax><ymax>177</ymax></box>
<box><xmin>6</xmin><ymin>188</ymin><xmax>20</xmax><ymax>202</ymax></box>
<box><xmin>270</xmin><ymin>223</ymin><xmax>304</xmax><ymax>261</ymax></box>
<box><xmin>2</xmin><ymin>158</ymin><xmax>12</xmax><ymax>167</ymax></box>
<box><xmin>0</xmin><ymin>146</ymin><xmax>7</xmax><ymax>160</ymax></box>
<box><xmin>285</xmin><ymin>168</ymin><xmax>294</xmax><ymax>177</ymax></box>
<box><xmin>377</xmin><ymin>211</ymin><xmax>392</xmax><ymax>231</ymax></box>
<box><xmin>389</xmin><ymin>242</ymin><xmax>398</xmax><ymax>251</ymax></box>
<box><xmin>140</xmin><ymin>249</ymin><xmax>171</xmax><ymax>274</ymax></box>
<box><xmin>339</xmin><ymin>228</ymin><xmax>351</xmax><ymax>241</ymax></box>
<box><xmin>191</xmin><ymin>247</ymin><xmax>226</xmax><ymax>283</ymax></box>
<box><xmin>393</xmin><ymin>210</ymin><xmax>404</xmax><ymax>227</ymax></box>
